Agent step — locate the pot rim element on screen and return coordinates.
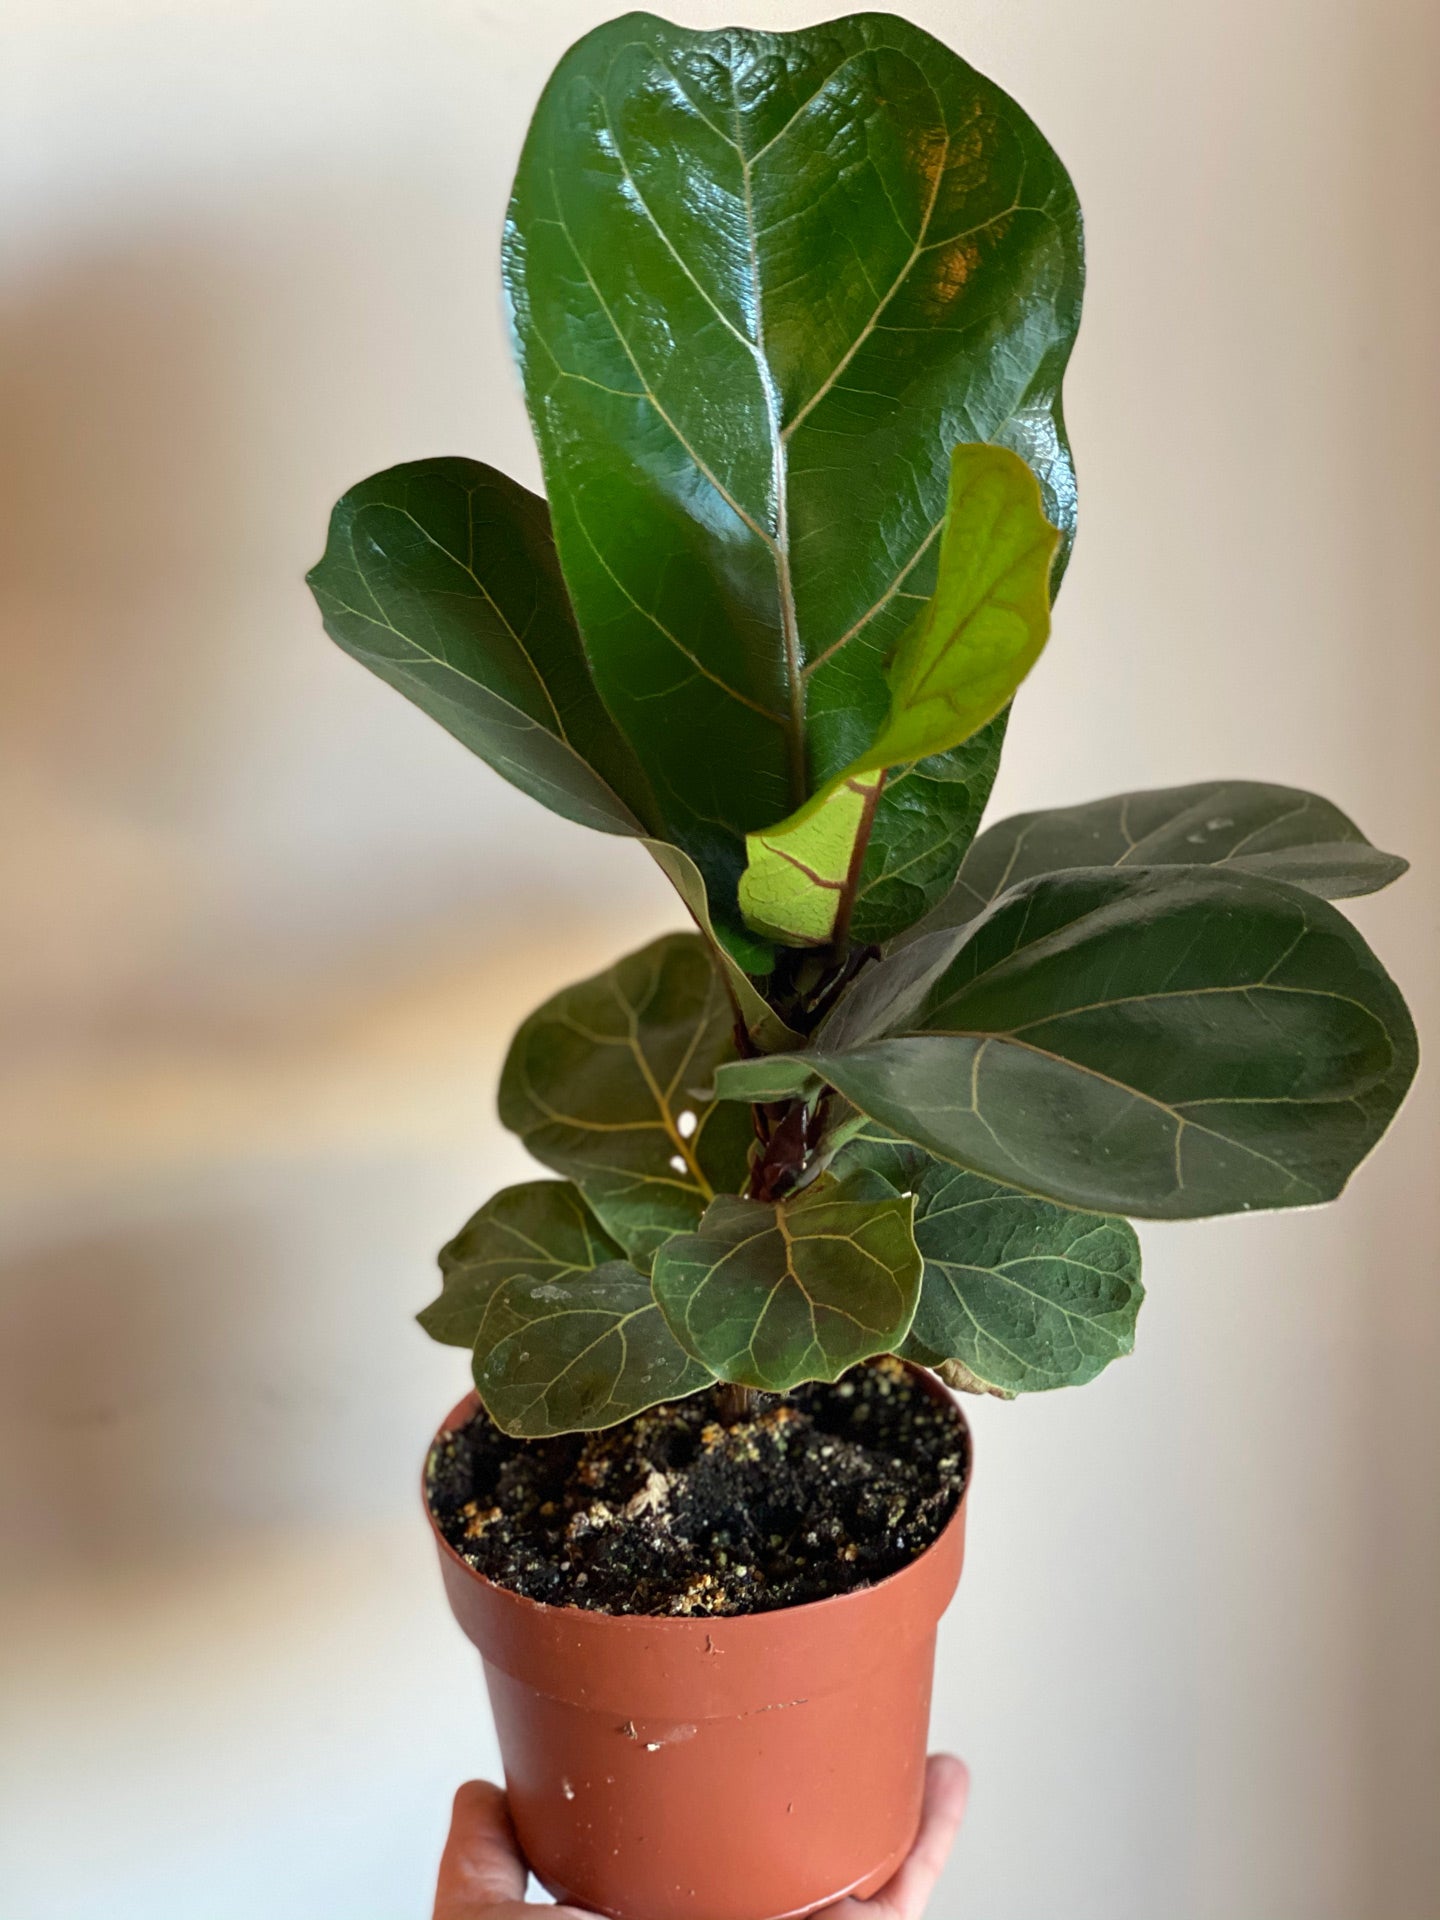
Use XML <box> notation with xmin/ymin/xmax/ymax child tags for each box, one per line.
<box><xmin>423</xmin><ymin>1364</ymin><xmax>972</xmax><ymax>1634</ymax></box>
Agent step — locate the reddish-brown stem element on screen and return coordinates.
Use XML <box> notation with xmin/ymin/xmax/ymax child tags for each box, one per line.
<box><xmin>829</xmin><ymin>769</ymin><xmax>887</xmax><ymax>958</ymax></box>
<box><xmin>746</xmin><ymin>1099</ymin><xmax>809</xmax><ymax>1202</ymax></box>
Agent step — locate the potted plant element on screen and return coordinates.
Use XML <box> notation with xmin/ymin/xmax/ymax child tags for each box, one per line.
<box><xmin>307</xmin><ymin>12</ymin><xmax>1417</xmax><ymax>1919</ymax></box>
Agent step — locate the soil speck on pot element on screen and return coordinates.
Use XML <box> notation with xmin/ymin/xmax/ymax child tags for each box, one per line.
<box><xmin>426</xmin><ymin>1358</ymin><xmax>968</xmax><ymax>1616</ymax></box>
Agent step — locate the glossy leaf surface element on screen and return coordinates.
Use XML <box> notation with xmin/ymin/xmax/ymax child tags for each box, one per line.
<box><xmin>835</xmin><ymin>1130</ymin><xmax>1142</xmax><ymax>1393</ymax></box>
<box><xmin>309</xmin><ymin>457</ymin><xmax>808</xmax><ymax>1040</ymax></box>
<box><xmin>652</xmin><ymin>1181</ymin><xmax>922</xmax><ymax>1391</ymax></box>
<box><xmin>738</xmin><ymin>715</ymin><xmax>1011</xmax><ymax>950</ymax></box>
<box><xmin>498</xmin><ymin>933</ymin><xmax>752</xmax><ymax>1263</ymax></box>
<box><xmin>923</xmin><ymin>780</ymin><xmax>1409</xmax><ymax>934</ymax></box>
<box><xmin>418</xmin><ymin>1179</ymin><xmax>622</xmax><ymax>1348</ymax></box>
<box><xmin>307</xmin><ymin>458</ymin><xmax>654</xmax><ymax>835</ymax></box>
<box><xmin>506</xmin><ymin>12</ymin><xmax>1083</xmax><ymax>921</ymax></box>
<box><xmin>723</xmin><ymin>866</ymin><xmax>1418</xmax><ymax>1217</ymax></box>
<box><xmin>472</xmin><ymin>1261</ymin><xmax>712</xmax><ymax>1438</ymax></box>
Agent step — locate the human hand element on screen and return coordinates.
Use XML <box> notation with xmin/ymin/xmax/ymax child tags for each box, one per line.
<box><xmin>433</xmin><ymin>1781</ymin><xmax>597</xmax><ymax>1919</ymax></box>
<box><xmin>433</xmin><ymin>1756</ymin><xmax>969</xmax><ymax>1919</ymax></box>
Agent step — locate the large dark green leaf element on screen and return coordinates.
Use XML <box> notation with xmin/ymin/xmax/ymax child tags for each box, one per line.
<box><xmin>651</xmin><ymin>1180</ymin><xmax>922</xmax><ymax>1392</ymax></box>
<box><xmin>834</xmin><ymin>1130</ymin><xmax>1142</xmax><ymax>1393</ymax></box>
<box><xmin>471</xmin><ymin>1261</ymin><xmax>713</xmax><ymax>1438</ymax></box>
<box><xmin>307</xmin><ymin>457</ymin><xmax>656</xmax><ymax>835</ymax></box>
<box><xmin>418</xmin><ymin>1179</ymin><xmax>623</xmax><ymax>1348</ymax></box>
<box><xmin>815</xmin><ymin>927</ymin><xmax>971</xmax><ymax>1052</ymax></box>
<box><xmin>498</xmin><ymin>933</ymin><xmax>753</xmax><ymax>1263</ymax></box>
<box><xmin>505</xmin><ymin>12</ymin><xmax>1083</xmax><ymax>924</ymax></box>
<box><xmin>920</xmin><ymin>780</ymin><xmax>1409</xmax><ymax>935</ymax></box>
<box><xmin>717</xmin><ymin>866</ymin><xmax>1418</xmax><ymax>1217</ymax></box>
<box><xmin>308</xmin><ymin>456</ymin><xmax>801</xmax><ymax>1047</ymax></box>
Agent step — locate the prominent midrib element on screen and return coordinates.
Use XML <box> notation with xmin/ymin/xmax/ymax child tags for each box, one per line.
<box><xmin>568</xmin><ymin>47</ymin><xmax>967</xmax><ymax>814</ymax></box>
<box><xmin>731</xmin><ymin>77</ymin><xmax>807</xmax><ymax>809</ymax></box>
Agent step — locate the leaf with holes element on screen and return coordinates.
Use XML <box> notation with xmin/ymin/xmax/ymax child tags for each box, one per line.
<box><xmin>737</xmin><ymin>444</ymin><xmax>1058</xmax><ymax>946</ymax></box>
<box><xmin>834</xmin><ymin>1130</ymin><xmax>1142</xmax><ymax>1393</ymax></box>
<box><xmin>471</xmin><ymin>1262</ymin><xmax>713</xmax><ymax>1438</ymax></box>
<box><xmin>506</xmin><ymin>12</ymin><xmax>1083</xmax><ymax>927</ymax></box>
<box><xmin>918</xmin><ymin>780</ymin><xmax>1410</xmax><ymax>937</ymax></box>
<box><xmin>498</xmin><ymin>933</ymin><xmax>753</xmax><ymax>1264</ymax></box>
<box><xmin>720</xmin><ymin>866</ymin><xmax>1418</xmax><ymax>1217</ymax></box>
<box><xmin>418</xmin><ymin>1180</ymin><xmax>624</xmax><ymax>1348</ymax></box>
<box><xmin>651</xmin><ymin>1181</ymin><xmax>922</xmax><ymax>1391</ymax></box>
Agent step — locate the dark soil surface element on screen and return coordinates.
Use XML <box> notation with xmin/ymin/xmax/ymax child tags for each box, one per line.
<box><xmin>425</xmin><ymin>1358</ymin><xmax>968</xmax><ymax>1617</ymax></box>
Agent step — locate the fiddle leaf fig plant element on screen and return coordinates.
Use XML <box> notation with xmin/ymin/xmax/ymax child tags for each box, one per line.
<box><xmin>309</xmin><ymin>12</ymin><xmax>1417</xmax><ymax>1439</ymax></box>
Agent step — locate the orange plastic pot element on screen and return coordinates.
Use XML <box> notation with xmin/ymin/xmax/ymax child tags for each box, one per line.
<box><xmin>424</xmin><ymin>1380</ymin><xmax>970</xmax><ymax>1920</ymax></box>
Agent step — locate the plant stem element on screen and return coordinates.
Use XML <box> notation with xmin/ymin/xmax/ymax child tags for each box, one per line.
<box><xmin>719</xmin><ymin>1381</ymin><xmax>758</xmax><ymax>1424</ymax></box>
<box><xmin>829</xmin><ymin>769</ymin><xmax>887</xmax><ymax>958</ymax></box>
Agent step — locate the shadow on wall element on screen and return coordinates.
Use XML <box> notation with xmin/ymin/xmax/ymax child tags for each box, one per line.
<box><xmin>0</xmin><ymin>193</ymin><xmax>676</xmax><ymax>1581</ymax></box>
<box><xmin>0</xmin><ymin>1164</ymin><xmax>488</xmax><ymax>1570</ymax></box>
<box><xmin>0</xmin><ymin>183</ymin><xmax>654</xmax><ymax>1037</ymax></box>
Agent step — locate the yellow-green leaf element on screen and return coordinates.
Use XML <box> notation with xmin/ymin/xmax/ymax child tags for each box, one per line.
<box><xmin>736</xmin><ymin>772</ymin><xmax>884</xmax><ymax>947</ymax></box>
<box><xmin>859</xmin><ymin>444</ymin><xmax>1060</xmax><ymax>773</ymax></box>
<box><xmin>497</xmin><ymin>933</ymin><xmax>752</xmax><ymax>1265</ymax></box>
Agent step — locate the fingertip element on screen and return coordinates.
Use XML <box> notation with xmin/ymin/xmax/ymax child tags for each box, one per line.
<box><xmin>451</xmin><ymin>1778</ymin><xmax>506</xmax><ymax>1822</ymax></box>
<box><xmin>922</xmin><ymin>1753</ymin><xmax>970</xmax><ymax>1844</ymax></box>
<box><xmin>926</xmin><ymin>1752</ymin><xmax>969</xmax><ymax>1808</ymax></box>
<box><xmin>435</xmin><ymin>1779</ymin><xmax>526</xmax><ymax>1915</ymax></box>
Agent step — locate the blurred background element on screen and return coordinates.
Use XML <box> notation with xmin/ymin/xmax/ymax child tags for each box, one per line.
<box><xmin>2</xmin><ymin>2</ymin><xmax>1436</xmax><ymax>1915</ymax></box>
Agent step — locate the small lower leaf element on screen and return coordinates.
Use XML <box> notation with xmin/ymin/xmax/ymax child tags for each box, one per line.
<box><xmin>712</xmin><ymin>1055</ymin><xmax>823</xmax><ymax>1104</ymax></box>
<box><xmin>651</xmin><ymin>1183</ymin><xmax>923</xmax><ymax>1393</ymax></box>
<box><xmin>471</xmin><ymin>1262</ymin><xmax>712</xmax><ymax>1439</ymax></box>
<box><xmin>499</xmin><ymin>933</ymin><xmax>753</xmax><ymax>1264</ymax></box>
<box><xmin>835</xmin><ymin>1131</ymin><xmax>1142</xmax><ymax>1394</ymax></box>
<box><xmin>418</xmin><ymin>1180</ymin><xmax>622</xmax><ymax>1348</ymax></box>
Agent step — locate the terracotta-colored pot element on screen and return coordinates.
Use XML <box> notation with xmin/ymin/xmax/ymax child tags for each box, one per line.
<box><xmin>424</xmin><ymin>1380</ymin><xmax>969</xmax><ymax>1920</ymax></box>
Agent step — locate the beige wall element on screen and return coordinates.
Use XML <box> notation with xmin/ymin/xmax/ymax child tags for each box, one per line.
<box><xmin>2</xmin><ymin>3</ymin><xmax>1436</xmax><ymax>1915</ymax></box>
